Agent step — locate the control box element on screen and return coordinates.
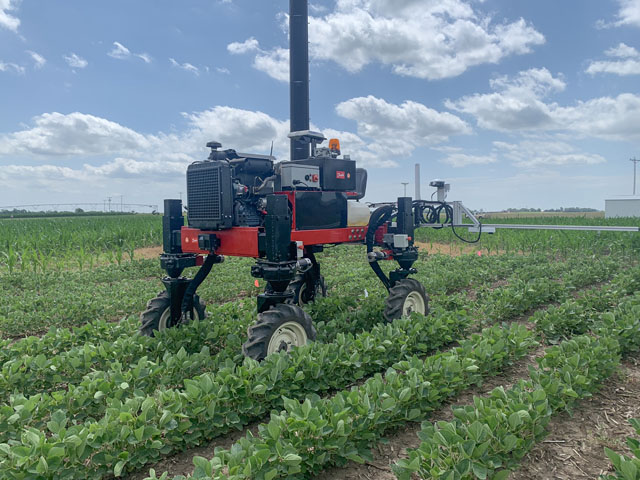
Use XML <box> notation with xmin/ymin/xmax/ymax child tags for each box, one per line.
<box><xmin>279</xmin><ymin>163</ymin><xmax>320</xmax><ymax>190</ymax></box>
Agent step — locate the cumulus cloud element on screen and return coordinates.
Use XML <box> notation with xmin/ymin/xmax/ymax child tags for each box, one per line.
<box><xmin>0</xmin><ymin>0</ymin><xmax>20</xmax><ymax>32</ymax></box>
<box><xmin>108</xmin><ymin>41</ymin><xmax>153</xmax><ymax>63</ymax></box>
<box><xmin>586</xmin><ymin>42</ymin><xmax>640</xmax><ymax>76</ymax></box>
<box><xmin>615</xmin><ymin>0</ymin><xmax>640</xmax><ymax>27</ymax></box>
<box><xmin>228</xmin><ymin>37</ymin><xmax>289</xmax><ymax>82</ymax></box>
<box><xmin>228</xmin><ymin>37</ymin><xmax>260</xmax><ymax>54</ymax></box>
<box><xmin>336</xmin><ymin>95</ymin><xmax>471</xmax><ymax>157</ymax></box>
<box><xmin>494</xmin><ymin>139</ymin><xmax>607</xmax><ymax>168</ymax></box>
<box><xmin>0</xmin><ymin>60</ymin><xmax>25</xmax><ymax>74</ymax></box>
<box><xmin>169</xmin><ymin>58</ymin><xmax>199</xmax><ymax>75</ymax></box>
<box><xmin>0</xmin><ymin>96</ymin><xmax>439</xmax><ymax>194</ymax></box>
<box><xmin>0</xmin><ymin>112</ymin><xmax>155</xmax><ymax>157</ymax></box>
<box><xmin>446</xmin><ymin>67</ymin><xmax>640</xmax><ymax>140</ymax></box>
<box><xmin>26</xmin><ymin>50</ymin><xmax>46</xmax><ymax>69</ymax></box>
<box><xmin>446</xmin><ymin>68</ymin><xmax>565</xmax><ymax>131</ymax></box>
<box><xmin>229</xmin><ymin>0</ymin><xmax>544</xmax><ymax>81</ymax></box>
<box><xmin>64</xmin><ymin>53</ymin><xmax>88</xmax><ymax>69</ymax></box>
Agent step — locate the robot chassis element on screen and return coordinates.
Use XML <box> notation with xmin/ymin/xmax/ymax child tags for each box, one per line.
<box><xmin>140</xmin><ymin>0</ymin><xmax>639</xmax><ymax>360</ymax></box>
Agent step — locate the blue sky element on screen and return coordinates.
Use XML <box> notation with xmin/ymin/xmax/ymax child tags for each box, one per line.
<box><xmin>1</xmin><ymin>0</ymin><xmax>639</xmax><ymax>211</ymax></box>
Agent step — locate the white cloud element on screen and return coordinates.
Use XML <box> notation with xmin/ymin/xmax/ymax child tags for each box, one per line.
<box><xmin>606</xmin><ymin>42</ymin><xmax>639</xmax><ymax>58</ymax></box>
<box><xmin>107</xmin><ymin>41</ymin><xmax>153</xmax><ymax>63</ymax></box>
<box><xmin>169</xmin><ymin>58</ymin><xmax>199</xmax><ymax>75</ymax></box>
<box><xmin>446</xmin><ymin>68</ymin><xmax>640</xmax><ymax>140</ymax></box>
<box><xmin>229</xmin><ymin>0</ymin><xmax>544</xmax><ymax>81</ymax></box>
<box><xmin>0</xmin><ymin>112</ymin><xmax>155</xmax><ymax>157</ymax></box>
<box><xmin>441</xmin><ymin>153</ymin><xmax>497</xmax><ymax>167</ymax></box>
<box><xmin>108</xmin><ymin>41</ymin><xmax>131</xmax><ymax>60</ymax></box>
<box><xmin>0</xmin><ymin>98</ymin><xmax>424</xmax><ymax>197</ymax></box>
<box><xmin>253</xmin><ymin>48</ymin><xmax>289</xmax><ymax>82</ymax></box>
<box><xmin>228</xmin><ymin>37</ymin><xmax>289</xmax><ymax>82</ymax></box>
<box><xmin>0</xmin><ymin>0</ymin><xmax>20</xmax><ymax>32</ymax></box>
<box><xmin>228</xmin><ymin>37</ymin><xmax>260</xmax><ymax>54</ymax></box>
<box><xmin>0</xmin><ymin>60</ymin><xmax>25</xmax><ymax>74</ymax></box>
<box><xmin>216</xmin><ymin>67</ymin><xmax>231</xmax><ymax>74</ymax></box>
<box><xmin>26</xmin><ymin>50</ymin><xmax>46</xmax><ymax>69</ymax></box>
<box><xmin>446</xmin><ymin>68</ymin><xmax>564</xmax><ymax>131</ymax></box>
<box><xmin>494</xmin><ymin>139</ymin><xmax>606</xmax><ymax>168</ymax></box>
<box><xmin>336</xmin><ymin>95</ymin><xmax>471</xmax><ymax>163</ymax></box>
<box><xmin>310</xmin><ymin>0</ymin><xmax>544</xmax><ymax>80</ymax></box>
<box><xmin>136</xmin><ymin>53</ymin><xmax>152</xmax><ymax>64</ymax></box>
<box><xmin>64</xmin><ymin>53</ymin><xmax>88</xmax><ymax>69</ymax></box>
<box><xmin>615</xmin><ymin>0</ymin><xmax>640</xmax><ymax>27</ymax></box>
<box><xmin>586</xmin><ymin>43</ymin><xmax>640</xmax><ymax>76</ymax></box>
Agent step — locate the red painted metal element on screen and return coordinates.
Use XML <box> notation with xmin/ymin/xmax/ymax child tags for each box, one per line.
<box><xmin>180</xmin><ymin>224</ymin><xmax>369</xmax><ymax>258</ymax></box>
<box><xmin>181</xmin><ymin>227</ymin><xmax>261</xmax><ymax>257</ymax></box>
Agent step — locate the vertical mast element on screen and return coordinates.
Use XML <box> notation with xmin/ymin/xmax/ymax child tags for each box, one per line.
<box><xmin>289</xmin><ymin>0</ymin><xmax>310</xmax><ymax>160</ymax></box>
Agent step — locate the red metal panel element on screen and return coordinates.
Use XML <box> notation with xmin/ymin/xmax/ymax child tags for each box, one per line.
<box><xmin>292</xmin><ymin>227</ymin><xmax>367</xmax><ymax>245</ymax></box>
<box><xmin>181</xmin><ymin>227</ymin><xmax>261</xmax><ymax>257</ymax></box>
<box><xmin>181</xmin><ymin>225</ymin><xmax>369</xmax><ymax>258</ymax></box>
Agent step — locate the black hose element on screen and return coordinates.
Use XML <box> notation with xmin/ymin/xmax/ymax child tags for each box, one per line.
<box><xmin>366</xmin><ymin>205</ymin><xmax>395</xmax><ymax>291</ymax></box>
<box><xmin>413</xmin><ymin>200</ymin><xmax>482</xmax><ymax>244</ymax></box>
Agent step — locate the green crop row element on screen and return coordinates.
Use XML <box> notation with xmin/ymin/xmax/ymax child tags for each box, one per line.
<box><xmin>0</xmin><ymin>240</ymin><xmax>545</xmax><ymax>339</ymax></box>
<box><xmin>395</xmin><ymin>334</ymin><xmax>621</xmax><ymax>480</ymax></box>
<box><xmin>0</xmin><ymin>250</ymin><xmax>546</xmax><ymax>398</ymax></box>
<box><xmin>145</xmin><ymin>265</ymin><xmax>640</xmax><ymax>480</ymax></box>
<box><xmin>0</xmin><ymin>215</ymin><xmax>162</xmax><ymax>268</ymax></box>
<box><xmin>0</xmin><ymin>253</ymin><xmax>626</xmax><ymax>478</ymax></box>
<box><xmin>155</xmin><ymin>323</ymin><xmax>536</xmax><ymax>480</ymax></box>
<box><xmin>603</xmin><ymin>419</ymin><xmax>640</xmax><ymax>480</ymax></box>
<box><xmin>0</xmin><ymin>251</ymin><xmax>612</xmax><ymax>445</ymax></box>
<box><xmin>395</xmin><ymin>292</ymin><xmax>640</xmax><ymax>480</ymax></box>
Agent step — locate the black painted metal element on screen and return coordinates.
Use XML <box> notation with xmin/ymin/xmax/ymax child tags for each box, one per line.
<box><xmin>396</xmin><ymin>197</ymin><xmax>414</xmax><ymax>241</ymax></box>
<box><xmin>163</xmin><ymin>199</ymin><xmax>184</xmax><ymax>254</ymax></box>
<box><xmin>295</xmin><ymin>191</ymin><xmax>347</xmax><ymax>230</ymax></box>
<box><xmin>290</xmin><ymin>0</ymin><xmax>310</xmax><ymax>160</ymax></box>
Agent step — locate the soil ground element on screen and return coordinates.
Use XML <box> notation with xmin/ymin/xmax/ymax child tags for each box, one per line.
<box><xmin>133</xmin><ymin>246</ymin><xmax>163</xmax><ymax>260</ymax></box>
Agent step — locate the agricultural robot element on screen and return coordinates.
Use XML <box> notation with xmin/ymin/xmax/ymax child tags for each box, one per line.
<box><xmin>140</xmin><ymin>0</ymin><xmax>639</xmax><ymax>360</ymax></box>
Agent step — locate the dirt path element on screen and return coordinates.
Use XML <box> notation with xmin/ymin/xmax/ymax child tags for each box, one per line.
<box><xmin>512</xmin><ymin>354</ymin><xmax>640</xmax><ymax>480</ymax></box>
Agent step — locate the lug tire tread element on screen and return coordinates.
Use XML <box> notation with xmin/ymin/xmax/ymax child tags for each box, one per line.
<box><xmin>242</xmin><ymin>303</ymin><xmax>316</xmax><ymax>361</ymax></box>
<box><xmin>383</xmin><ymin>278</ymin><xmax>429</xmax><ymax>323</ymax></box>
<box><xmin>139</xmin><ymin>291</ymin><xmax>206</xmax><ymax>337</ymax></box>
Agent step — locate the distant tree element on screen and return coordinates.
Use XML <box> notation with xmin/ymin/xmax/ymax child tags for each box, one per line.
<box><xmin>75</xmin><ymin>208</ymin><xmax>84</xmax><ymax>214</ymax></box>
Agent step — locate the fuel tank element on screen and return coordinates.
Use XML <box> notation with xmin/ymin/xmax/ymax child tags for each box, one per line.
<box><xmin>347</xmin><ymin>201</ymin><xmax>371</xmax><ymax>226</ymax></box>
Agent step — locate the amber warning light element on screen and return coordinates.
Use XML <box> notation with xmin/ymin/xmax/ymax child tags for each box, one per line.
<box><xmin>329</xmin><ymin>138</ymin><xmax>341</xmax><ymax>153</ymax></box>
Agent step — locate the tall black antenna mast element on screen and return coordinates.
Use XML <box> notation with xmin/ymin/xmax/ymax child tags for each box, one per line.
<box><xmin>289</xmin><ymin>0</ymin><xmax>310</xmax><ymax>161</ymax></box>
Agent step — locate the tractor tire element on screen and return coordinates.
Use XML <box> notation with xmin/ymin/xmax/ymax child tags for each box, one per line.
<box><xmin>264</xmin><ymin>274</ymin><xmax>327</xmax><ymax>306</ymax></box>
<box><xmin>288</xmin><ymin>274</ymin><xmax>327</xmax><ymax>305</ymax></box>
<box><xmin>383</xmin><ymin>278</ymin><xmax>429</xmax><ymax>323</ymax></box>
<box><xmin>139</xmin><ymin>291</ymin><xmax>206</xmax><ymax>337</ymax></box>
<box><xmin>242</xmin><ymin>303</ymin><xmax>316</xmax><ymax>361</ymax></box>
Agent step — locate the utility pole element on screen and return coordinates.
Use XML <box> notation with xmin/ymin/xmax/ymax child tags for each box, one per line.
<box><xmin>108</xmin><ymin>197</ymin><xmax>112</xmax><ymax>212</ymax></box>
<box><xmin>401</xmin><ymin>182</ymin><xmax>409</xmax><ymax>197</ymax></box>
<box><xmin>179</xmin><ymin>191</ymin><xmax>183</xmax><ymax>202</ymax></box>
<box><xmin>631</xmin><ymin>157</ymin><xmax>640</xmax><ymax>196</ymax></box>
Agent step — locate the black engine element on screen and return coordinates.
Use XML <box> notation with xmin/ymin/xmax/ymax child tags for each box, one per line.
<box><xmin>186</xmin><ymin>140</ymin><xmax>366</xmax><ymax>231</ymax></box>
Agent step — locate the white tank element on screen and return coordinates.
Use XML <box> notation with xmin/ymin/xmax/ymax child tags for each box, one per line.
<box><xmin>347</xmin><ymin>201</ymin><xmax>371</xmax><ymax>226</ymax></box>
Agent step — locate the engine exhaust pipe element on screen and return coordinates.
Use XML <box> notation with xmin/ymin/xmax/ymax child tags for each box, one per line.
<box><xmin>289</xmin><ymin>0</ymin><xmax>310</xmax><ymax>160</ymax></box>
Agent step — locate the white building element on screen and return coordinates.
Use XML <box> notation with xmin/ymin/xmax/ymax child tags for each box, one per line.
<box><xmin>605</xmin><ymin>197</ymin><xmax>640</xmax><ymax>218</ymax></box>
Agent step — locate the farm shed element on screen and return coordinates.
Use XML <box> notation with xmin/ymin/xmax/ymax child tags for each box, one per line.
<box><xmin>605</xmin><ymin>197</ymin><xmax>640</xmax><ymax>218</ymax></box>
